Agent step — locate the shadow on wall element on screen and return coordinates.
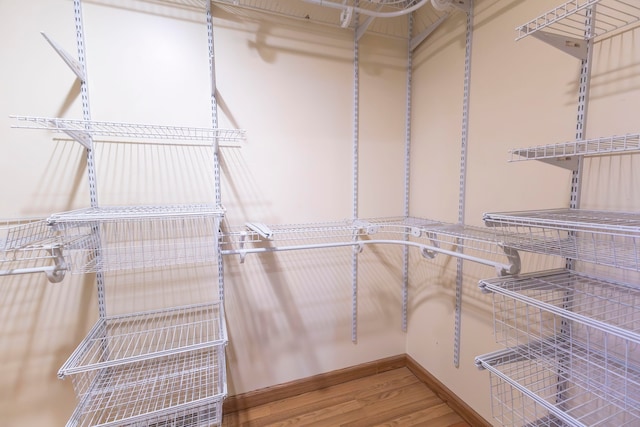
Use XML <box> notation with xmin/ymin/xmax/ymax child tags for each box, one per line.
<box><xmin>0</xmin><ymin>272</ymin><xmax>96</xmax><ymax>426</ymax></box>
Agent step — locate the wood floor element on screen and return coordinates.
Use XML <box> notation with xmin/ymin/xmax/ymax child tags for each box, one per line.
<box><xmin>221</xmin><ymin>367</ymin><xmax>471</xmax><ymax>427</ymax></box>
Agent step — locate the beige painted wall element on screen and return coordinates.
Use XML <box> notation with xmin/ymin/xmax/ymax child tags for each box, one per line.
<box><xmin>1</xmin><ymin>0</ymin><xmax>639</xmax><ymax>426</ymax></box>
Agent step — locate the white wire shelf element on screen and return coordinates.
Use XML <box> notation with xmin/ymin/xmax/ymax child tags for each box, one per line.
<box><xmin>516</xmin><ymin>0</ymin><xmax>640</xmax><ymax>42</ymax></box>
<box><xmin>480</xmin><ymin>269</ymin><xmax>640</xmax><ymax>418</ymax></box>
<box><xmin>12</xmin><ymin>116</ymin><xmax>246</xmax><ymax>147</ymax></box>
<box><xmin>212</xmin><ymin>0</ymin><xmax>452</xmax><ymax>40</ymax></box>
<box><xmin>484</xmin><ymin>209</ymin><xmax>640</xmax><ymax>272</ymax></box>
<box><xmin>476</xmin><ymin>348</ymin><xmax>640</xmax><ymax>427</ymax></box>
<box><xmin>0</xmin><ymin>218</ymin><xmax>67</xmax><ymax>282</ymax></box>
<box><xmin>510</xmin><ymin>133</ymin><xmax>640</xmax><ymax>163</ymax></box>
<box><xmin>48</xmin><ymin>205</ymin><xmax>223</xmax><ymax>273</ymax></box>
<box><xmin>64</xmin><ymin>347</ymin><xmax>226</xmax><ymax>427</ymax></box>
<box><xmin>59</xmin><ymin>302</ymin><xmax>226</xmax><ymax>377</ymax></box>
<box><xmin>480</xmin><ymin>269</ymin><xmax>640</xmax><ymax>344</ymax></box>
<box><xmin>221</xmin><ymin>216</ymin><xmax>521</xmax><ymax>275</ymax></box>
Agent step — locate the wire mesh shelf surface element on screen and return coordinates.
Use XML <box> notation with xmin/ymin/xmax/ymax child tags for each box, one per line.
<box><xmin>222</xmin><ymin>216</ymin><xmax>510</xmax><ymax>253</ymax></box>
<box><xmin>484</xmin><ymin>209</ymin><xmax>640</xmax><ymax>271</ymax></box>
<box><xmin>0</xmin><ymin>218</ymin><xmax>57</xmax><ymax>254</ymax></box>
<box><xmin>516</xmin><ymin>0</ymin><xmax>640</xmax><ymax>41</ymax></box>
<box><xmin>64</xmin><ymin>347</ymin><xmax>226</xmax><ymax>427</ymax></box>
<box><xmin>477</xmin><ymin>350</ymin><xmax>640</xmax><ymax>427</ymax></box>
<box><xmin>59</xmin><ymin>302</ymin><xmax>226</xmax><ymax>377</ymax></box>
<box><xmin>480</xmin><ymin>269</ymin><xmax>640</xmax><ymax>424</ymax></box>
<box><xmin>12</xmin><ymin>116</ymin><xmax>246</xmax><ymax>144</ymax></box>
<box><xmin>510</xmin><ymin>133</ymin><xmax>640</xmax><ymax>162</ymax></box>
<box><xmin>49</xmin><ymin>205</ymin><xmax>222</xmax><ymax>273</ymax></box>
<box><xmin>212</xmin><ymin>0</ymin><xmax>449</xmax><ymax>40</ymax></box>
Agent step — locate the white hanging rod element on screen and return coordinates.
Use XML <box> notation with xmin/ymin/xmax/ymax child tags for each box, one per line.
<box><xmin>0</xmin><ymin>265</ymin><xmax>66</xmax><ymax>282</ymax></box>
<box><xmin>222</xmin><ymin>238</ymin><xmax>519</xmax><ymax>276</ymax></box>
<box><xmin>0</xmin><ymin>246</ymin><xmax>66</xmax><ymax>283</ymax></box>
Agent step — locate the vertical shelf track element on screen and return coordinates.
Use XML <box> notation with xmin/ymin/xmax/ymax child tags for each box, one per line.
<box><xmin>402</xmin><ymin>13</ymin><xmax>414</xmax><ymax>333</ymax></box>
<box><xmin>73</xmin><ymin>0</ymin><xmax>107</xmax><ymax>322</ymax></box>
<box><xmin>351</xmin><ymin>2</ymin><xmax>360</xmax><ymax>344</ymax></box>
<box><xmin>557</xmin><ymin>2</ymin><xmax>596</xmax><ymax>410</ymax></box>
<box><xmin>207</xmin><ymin>1</ymin><xmax>225</xmax><ymax>305</ymax></box>
<box><xmin>453</xmin><ymin>0</ymin><xmax>474</xmax><ymax>369</ymax></box>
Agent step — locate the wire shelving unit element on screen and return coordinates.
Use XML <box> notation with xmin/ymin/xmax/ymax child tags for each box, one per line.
<box><xmin>483</xmin><ymin>209</ymin><xmax>640</xmax><ymax>272</ymax></box>
<box><xmin>47</xmin><ymin>205</ymin><xmax>223</xmax><ymax>273</ymax></box>
<box><xmin>515</xmin><ymin>0</ymin><xmax>640</xmax><ymax>42</ymax></box>
<box><xmin>477</xmin><ymin>269</ymin><xmax>640</xmax><ymax>426</ymax></box>
<box><xmin>59</xmin><ymin>303</ymin><xmax>227</xmax><ymax>427</ymax></box>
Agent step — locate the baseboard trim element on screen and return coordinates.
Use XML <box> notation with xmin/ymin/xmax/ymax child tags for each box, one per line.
<box><xmin>405</xmin><ymin>354</ymin><xmax>492</xmax><ymax>427</ymax></box>
<box><xmin>222</xmin><ymin>354</ymin><xmax>406</xmax><ymax>413</ymax></box>
<box><xmin>223</xmin><ymin>353</ymin><xmax>491</xmax><ymax>427</ymax></box>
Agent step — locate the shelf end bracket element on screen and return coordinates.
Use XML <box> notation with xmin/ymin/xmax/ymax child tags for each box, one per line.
<box><xmin>41</xmin><ymin>32</ymin><xmax>86</xmax><ymax>81</ymax></box>
<box><xmin>530</xmin><ymin>31</ymin><xmax>587</xmax><ymax>60</ymax></box>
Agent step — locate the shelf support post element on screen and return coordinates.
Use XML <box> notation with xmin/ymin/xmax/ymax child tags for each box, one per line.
<box><xmin>453</xmin><ymin>0</ymin><xmax>474</xmax><ymax>369</ymax></box>
<box><xmin>401</xmin><ymin>13</ymin><xmax>414</xmax><ymax>334</ymax></box>
<box><xmin>351</xmin><ymin>2</ymin><xmax>360</xmax><ymax>344</ymax></box>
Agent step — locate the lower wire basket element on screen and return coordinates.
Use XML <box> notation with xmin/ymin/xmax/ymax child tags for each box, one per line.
<box><xmin>59</xmin><ymin>303</ymin><xmax>227</xmax><ymax>427</ymax></box>
<box><xmin>65</xmin><ymin>347</ymin><xmax>226</xmax><ymax>427</ymax></box>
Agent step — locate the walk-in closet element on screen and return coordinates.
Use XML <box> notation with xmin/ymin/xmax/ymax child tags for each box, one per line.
<box><xmin>1</xmin><ymin>0</ymin><xmax>639</xmax><ymax>426</ymax></box>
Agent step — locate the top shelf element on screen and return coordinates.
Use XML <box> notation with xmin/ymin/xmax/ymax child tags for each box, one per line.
<box><xmin>516</xmin><ymin>0</ymin><xmax>640</xmax><ymax>42</ymax></box>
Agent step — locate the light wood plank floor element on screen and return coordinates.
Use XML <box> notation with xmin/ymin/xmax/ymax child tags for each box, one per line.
<box><xmin>221</xmin><ymin>367</ymin><xmax>471</xmax><ymax>426</ymax></box>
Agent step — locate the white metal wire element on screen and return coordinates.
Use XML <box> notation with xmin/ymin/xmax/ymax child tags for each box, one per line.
<box><xmin>212</xmin><ymin>0</ymin><xmax>442</xmax><ymax>39</ymax></box>
<box><xmin>64</xmin><ymin>347</ymin><xmax>226</xmax><ymax>427</ymax></box>
<box><xmin>484</xmin><ymin>209</ymin><xmax>640</xmax><ymax>272</ymax></box>
<box><xmin>59</xmin><ymin>302</ymin><xmax>226</xmax><ymax>377</ymax></box>
<box><xmin>49</xmin><ymin>205</ymin><xmax>223</xmax><ymax>273</ymax></box>
<box><xmin>516</xmin><ymin>0</ymin><xmax>640</xmax><ymax>41</ymax></box>
<box><xmin>12</xmin><ymin>116</ymin><xmax>246</xmax><ymax>144</ymax></box>
<box><xmin>477</xmin><ymin>351</ymin><xmax>640</xmax><ymax>427</ymax></box>
<box><xmin>510</xmin><ymin>133</ymin><xmax>640</xmax><ymax>162</ymax></box>
<box><xmin>479</xmin><ymin>269</ymin><xmax>640</xmax><ymax>425</ymax></box>
<box><xmin>0</xmin><ymin>218</ymin><xmax>57</xmax><ymax>253</ymax></box>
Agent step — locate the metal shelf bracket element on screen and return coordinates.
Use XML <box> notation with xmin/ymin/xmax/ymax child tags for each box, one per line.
<box><xmin>41</xmin><ymin>32</ymin><xmax>86</xmax><ymax>81</ymax></box>
<box><xmin>530</xmin><ymin>31</ymin><xmax>588</xmax><ymax>59</ymax></box>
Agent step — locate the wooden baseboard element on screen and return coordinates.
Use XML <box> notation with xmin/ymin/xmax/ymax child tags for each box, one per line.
<box><xmin>405</xmin><ymin>354</ymin><xmax>492</xmax><ymax>427</ymax></box>
<box><xmin>222</xmin><ymin>354</ymin><xmax>406</xmax><ymax>413</ymax></box>
<box><xmin>224</xmin><ymin>353</ymin><xmax>490</xmax><ymax>427</ymax></box>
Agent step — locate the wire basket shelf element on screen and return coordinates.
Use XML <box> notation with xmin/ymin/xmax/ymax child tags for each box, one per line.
<box><xmin>484</xmin><ymin>209</ymin><xmax>640</xmax><ymax>272</ymax></box>
<box><xmin>477</xmin><ymin>350</ymin><xmax>640</xmax><ymax>427</ymax></box>
<box><xmin>516</xmin><ymin>0</ymin><xmax>640</xmax><ymax>42</ymax></box>
<box><xmin>49</xmin><ymin>205</ymin><xmax>223</xmax><ymax>273</ymax></box>
<box><xmin>64</xmin><ymin>347</ymin><xmax>226</xmax><ymax>427</ymax></box>
<box><xmin>59</xmin><ymin>302</ymin><xmax>226</xmax><ymax>377</ymax></box>
<box><xmin>510</xmin><ymin>133</ymin><xmax>640</xmax><ymax>162</ymax></box>
<box><xmin>479</xmin><ymin>269</ymin><xmax>640</xmax><ymax>425</ymax></box>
